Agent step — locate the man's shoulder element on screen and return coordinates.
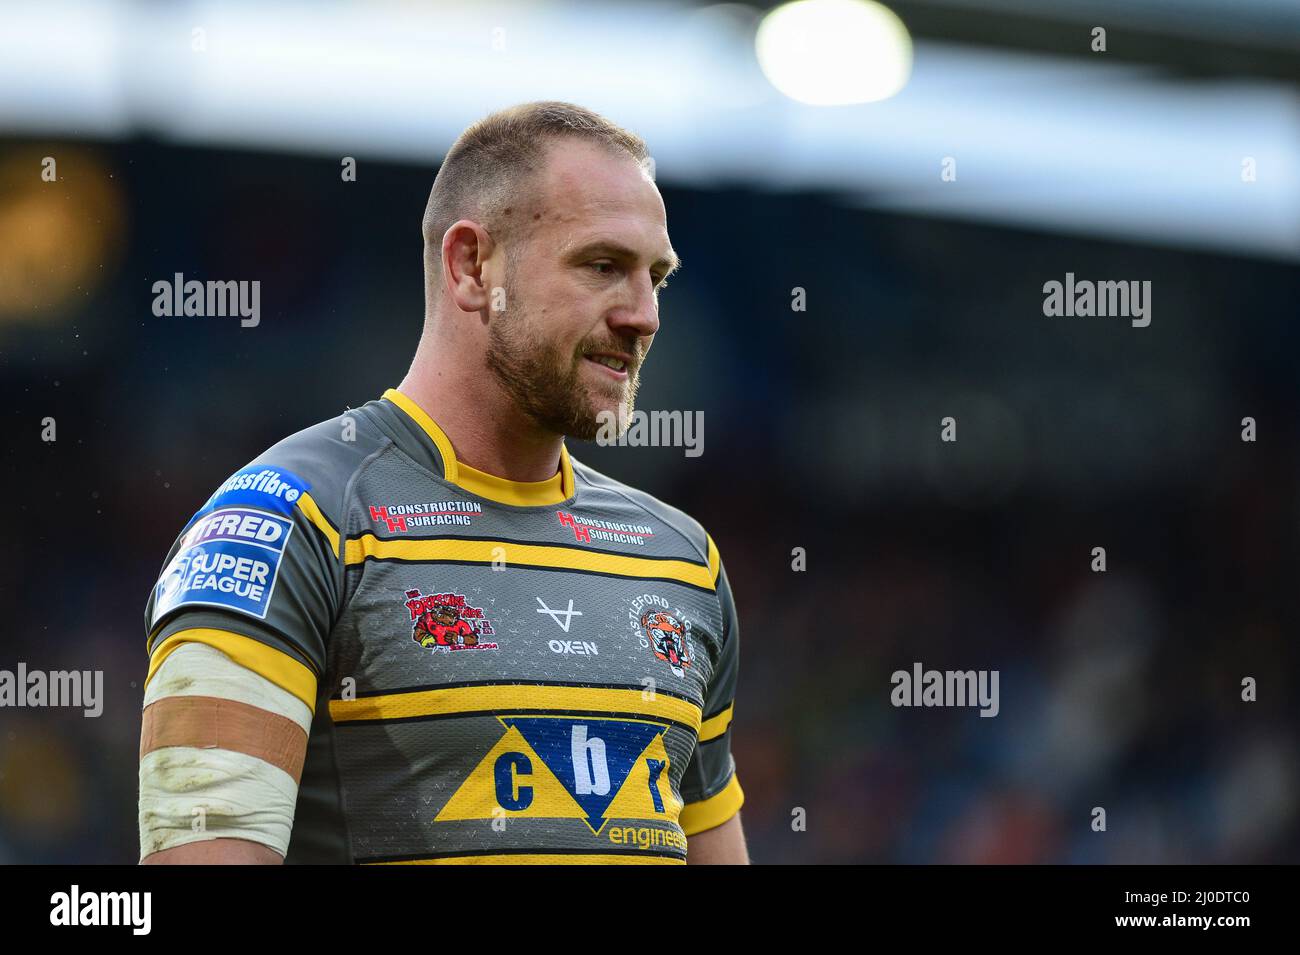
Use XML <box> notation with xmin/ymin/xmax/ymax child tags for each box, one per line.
<box><xmin>569</xmin><ymin>454</ymin><xmax>714</xmax><ymax>566</ymax></box>
<box><xmin>254</xmin><ymin>404</ymin><xmax>389</xmax><ymax>473</ymax></box>
<box><xmin>212</xmin><ymin>404</ymin><xmax>392</xmax><ymax>526</ymax></box>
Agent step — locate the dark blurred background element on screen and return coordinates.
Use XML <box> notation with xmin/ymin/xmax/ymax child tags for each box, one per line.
<box><xmin>1</xmin><ymin>0</ymin><xmax>1298</xmax><ymax>864</ymax></box>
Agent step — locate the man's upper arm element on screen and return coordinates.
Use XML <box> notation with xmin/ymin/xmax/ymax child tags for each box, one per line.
<box><xmin>138</xmin><ymin>638</ymin><xmax>317</xmax><ymax>862</ymax></box>
<box><xmin>142</xmin><ymin>835</ymin><xmax>286</xmax><ymax>864</ymax></box>
<box><xmin>139</xmin><ymin>448</ymin><xmax>349</xmax><ymax>862</ymax></box>
<box><xmin>686</xmin><ymin>811</ymin><xmax>748</xmax><ymax>864</ymax></box>
<box><xmin>145</xmin><ymin>462</ymin><xmax>343</xmax><ymax>678</ymax></box>
<box><xmin>679</xmin><ymin>539</ymin><xmax>745</xmax><ymax>841</ymax></box>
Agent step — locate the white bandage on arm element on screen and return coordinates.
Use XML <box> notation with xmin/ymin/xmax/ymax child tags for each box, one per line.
<box><xmin>138</xmin><ymin>747</ymin><xmax>301</xmax><ymax>859</ymax></box>
<box><xmin>138</xmin><ymin>641</ymin><xmax>313</xmax><ymax>861</ymax></box>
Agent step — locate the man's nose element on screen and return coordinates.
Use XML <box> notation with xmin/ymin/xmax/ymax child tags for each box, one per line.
<box><xmin>608</xmin><ymin>271</ymin><xmax>660</xmax><ymax>338</ymax></box>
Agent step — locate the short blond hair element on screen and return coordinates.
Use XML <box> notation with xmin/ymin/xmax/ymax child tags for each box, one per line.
<box><xmin>422</xmin><ymin>101</ymin><xmax>649</xmax><ymax>282</ymax></box>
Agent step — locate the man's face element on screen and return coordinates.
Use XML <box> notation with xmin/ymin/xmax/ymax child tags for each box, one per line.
<box><xmin>484</xmin><ymin>138</ymin><xmax>678</xmax><ymax>441</ymax></box>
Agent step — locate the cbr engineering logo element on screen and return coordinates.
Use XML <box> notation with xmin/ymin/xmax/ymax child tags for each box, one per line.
<box><xmin>436</xmin><ymin>716</ymin><xmax>682</xmax><ymax>840</ymax></box>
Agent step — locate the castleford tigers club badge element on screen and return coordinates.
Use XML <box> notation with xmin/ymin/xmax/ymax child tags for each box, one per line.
<box><xmin>405</xmin><ymin>589</ymin><xmax>499</xmax><ymax>652</ymax></box>
<box><xmin>628</xmin><ymin>594</ymin><xmax>693</xmax><ymax>678</ymax></box>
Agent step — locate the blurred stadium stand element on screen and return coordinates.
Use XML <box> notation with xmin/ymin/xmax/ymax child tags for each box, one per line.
<box><xmin>0</xmin><ymin>0</ymin><xmax>1296</xmax><ymax>863</ymax></box>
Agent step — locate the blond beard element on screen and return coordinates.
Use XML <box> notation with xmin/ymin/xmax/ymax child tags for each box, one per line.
<box><xmin>483</xmin><ymin>281</ymin><xmax>642</xmax><ymax>441</ymax></box>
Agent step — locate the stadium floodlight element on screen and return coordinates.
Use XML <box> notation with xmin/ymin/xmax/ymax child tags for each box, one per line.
<box><xmin>756</xmin><ymin>0</ymin><xmax>913</xmax><ymax>105</ymax></box>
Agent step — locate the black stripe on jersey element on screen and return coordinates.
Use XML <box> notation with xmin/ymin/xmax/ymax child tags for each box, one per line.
<box><xmin>353</xmin><ymin>532</ymin><xmax>703</xmax><ymax>565</ymax></box>
<box><xmin>350</xmin><ymin>556</ymin><xmax>717</xmax><ymax>594</ymax></box>
<box><xmin>355</xmin><ymin>845</ymin><xmax>686</xmax><ymax>864</ymax></box>
<box><xmin>335</xmin><ymin>677</ymin><xmax>701</xmax><ymax>706</ymax></box>
<box><xmin>333</xmin><ymin>707</ymin><xmax>699</xmax><ymax>735</ymax></box>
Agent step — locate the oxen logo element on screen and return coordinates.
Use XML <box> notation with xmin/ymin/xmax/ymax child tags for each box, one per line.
<box><xmin>405</xmin><ymin>590</ymin><xmax>498</xmax><ymax>652</ymax></box>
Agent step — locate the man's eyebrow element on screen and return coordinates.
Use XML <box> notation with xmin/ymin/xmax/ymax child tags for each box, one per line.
<box><xmin>572</xmin><ymin>240</ymin><xmax>681</xmax><ymax>277</ymax></box>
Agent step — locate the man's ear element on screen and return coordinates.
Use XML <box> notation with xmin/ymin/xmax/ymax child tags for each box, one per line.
<box><xmin>441</xmin><ymin>219</ymin><xmax>495</xmax><ymax>313</ymax></box>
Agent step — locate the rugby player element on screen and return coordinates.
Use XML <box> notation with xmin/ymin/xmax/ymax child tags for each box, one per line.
<box><xmin>139</xmin><ymin>102</ymin><xmax>747</xmax><ymax>864</ymax></box>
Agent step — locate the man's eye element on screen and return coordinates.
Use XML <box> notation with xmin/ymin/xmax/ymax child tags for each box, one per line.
<box><xmin>590</xmin><ymin>261</ymin><xmax>615</xmax><ymax>275</ymax></box>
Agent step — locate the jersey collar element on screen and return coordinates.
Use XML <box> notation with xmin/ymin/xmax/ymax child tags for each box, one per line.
<box><xmin>382</xmin><ymin>388</ymin><xmax>575</xmax><ymax>507</ymax></box>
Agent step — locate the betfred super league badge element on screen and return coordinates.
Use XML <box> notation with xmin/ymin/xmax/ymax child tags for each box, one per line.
<box><xmin>405</xmin><ymin>590</ymin><xmax>499</xmax><ymax>652</ymax></box>
<box><xmin>152</xmin><ymin>507</ymin><xmax>294</xmax><ymax>626</ymax></box>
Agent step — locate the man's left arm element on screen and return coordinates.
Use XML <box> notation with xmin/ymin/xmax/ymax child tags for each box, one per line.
<box><xmin>681</xmin><ymin>542</ymin><xmax>749</xmax><ymax>864</ymax></box>
<box><xmin>687</xmin><ymin>811</ymin><xmax>748</xmax><ymax>864</ymax></box>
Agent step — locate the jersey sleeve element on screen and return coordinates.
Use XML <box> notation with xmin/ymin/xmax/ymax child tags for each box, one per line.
<box><xmin>143</xmin><ymin>460</ymin><xmax>345</xmax><ymax>710</ymax></box>
<box><xmin>678</xmin><ymin>548</ymin><xmax>744</xmax><ymax>836</ymax></box>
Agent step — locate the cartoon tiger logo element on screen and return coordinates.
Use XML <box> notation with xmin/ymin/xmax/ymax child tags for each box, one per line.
<box><xmin>640</xmin><ymin>610</ymin><xmax>692</xmax><ymax>678</ymax></box>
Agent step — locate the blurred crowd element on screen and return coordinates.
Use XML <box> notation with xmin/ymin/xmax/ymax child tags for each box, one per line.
<box><xmin>0</xmin><ymin>141</ymin><xmax>1296</xmax><ymax>863</ymax></box>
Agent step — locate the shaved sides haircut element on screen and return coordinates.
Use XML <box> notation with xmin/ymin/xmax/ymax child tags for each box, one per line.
<box><xmin>421</xmin><ymin>101</ymin><xmax>650</xmax><ymax>289</ymax></box>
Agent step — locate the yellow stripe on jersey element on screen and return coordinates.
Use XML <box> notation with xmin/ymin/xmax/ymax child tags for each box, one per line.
<box><xmin>366</xmin><ymin>853</ymin><xmax>683</xmax><ymax>865</ymax></box>
<box><xmin>454</xmin><ymin>459</ymin><xmax>566</xmax><ymax>507</ymax></box>
<box><xmin>296</xmin><ymin>491</ymin><xmax>340</xmax><ymax>557</ymax></box>
<box><xmin>383</xmin><ymin>389</ymin><xmax>461</xmax><ymax>482</ymax></box>
<box><xmin>706</xmin><ymin>533</ymin><xmax>721</xmax><ymax>586</ymax></box>
<box><xmin>330</xmin><ymin>682</ymin><xmax>702</xmax><ymax>732</ymax></box>
<box><xmin>383</xmin><ymin>387</ymin><xmax>576</xmax><ymax>503</ymax></box>
<box><xmin>698</xmin><ymin>703</ymin><xmax>734</xmax><ymax>743</ymax></box>
<box><xmin>680</xmin><ymin>772</ymin><xmax>744</xmax><ymax>836</ymax></box>
<box><xmin>146</xmin><ymin>628</ymin><xmax>319</xmax><ymax>714</ymax></box>
<box><xmin>343</xmin><ymin>535</ymin><xmax>716</xmax><ymax>591</ymax></box>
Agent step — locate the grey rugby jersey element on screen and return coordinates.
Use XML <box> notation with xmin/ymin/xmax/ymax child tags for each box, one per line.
<box><xmin>143</xmin><ymin>388</ymin><xmax>743</xmax><ymax>864</ymax></box>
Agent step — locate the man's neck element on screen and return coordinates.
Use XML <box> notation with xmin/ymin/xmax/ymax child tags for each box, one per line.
<box><xmin>397</xmin><ymin>353</ymin><xmax>564</xmax><ymax>485</ymax></box>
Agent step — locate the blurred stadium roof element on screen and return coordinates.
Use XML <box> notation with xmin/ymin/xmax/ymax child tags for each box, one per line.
<box><xmin>2</xmin><ymin>0</ymin><xmax>1296</xmax><ymax>260</ymax></box>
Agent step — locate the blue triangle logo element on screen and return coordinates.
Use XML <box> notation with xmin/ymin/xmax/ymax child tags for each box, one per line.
<box><xmin>504</xmin><ymin>717</ymin><xmax>666</xmax><ymax>832</ymax></box>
